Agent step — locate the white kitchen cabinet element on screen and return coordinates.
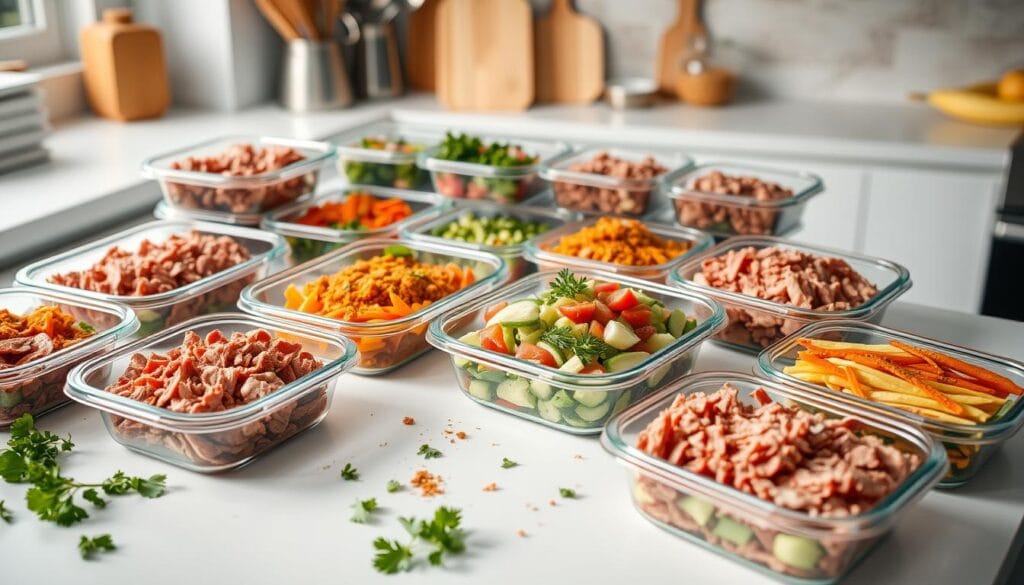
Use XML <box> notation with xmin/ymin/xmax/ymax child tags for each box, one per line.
<box><xmin>861</xmin><ymin>168</ymin><xmax>999</xmax><ymax>313</ymax></box>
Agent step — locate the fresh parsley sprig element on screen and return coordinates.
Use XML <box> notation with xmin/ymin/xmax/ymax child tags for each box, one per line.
<box><xmin>340</xmin><ymin>463</ymin><xmax>360</xmax><ymax>481</ymax></box>
<box><xmin>79</xmin><ymin>534</ymin><xmax>116</xmax><ymax>560</ymax></box>
<box><xmin>538</xmin><ymin>328</ymin><xmax>614</xmax><ymax>365</ymax></box>
<box><xmin>350</xmin><ymin>498</ymin><xmax>379</xmax><ymax>524</ymax></box>
<box><xmin>545</xmin><ymin>269</ymin><xmax>590</xmax><ymax>302</ymax></box>
<box><xmin>417</xmin><ymin>444</ymin><xmax>442</xmax><ymax>459</ymax></box>
<box><xmin>0</xmin><ymin>500</ymin><xmax>11</xmax><ymax>523</ymax></box>
<box><xmin>501</xmin><ymin>457</ymin><xmax>518</xmax><ymax>469</ymax></box>
<box><xmin>372</xmin><ymin>507</ymin><xmax>467</xmax><ymax>573</ymax></box>
<box><xmin>385</xmin><ymin>480</ymin><xmax>403</xmax><ymax>493</ymax></box>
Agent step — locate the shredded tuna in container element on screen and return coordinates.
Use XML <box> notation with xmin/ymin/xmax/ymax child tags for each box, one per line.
<box><xmin>105</xmin><ymin>328</ymin><xmax>325</xmax><ymax>465</ymax></box>
<box><xmin>546</xmin><ymin>218</ymin><xmax>690</xmax><ymax>267</ymax></box>
<box><xmin>168</xmin><ymin>144</ymin><xmax>308</xmax><ymax>213</ymax></box>
<box><xmin>694</xmin><ymin>246</ymin><xmax>877</xmax><ymax>348</ymax></box>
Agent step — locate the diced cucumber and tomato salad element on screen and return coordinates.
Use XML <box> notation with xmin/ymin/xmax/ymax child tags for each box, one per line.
<box><xmin>454</xmin><ymin>269</ymin><xmax>698</xmax><ymax>429</ymax></box>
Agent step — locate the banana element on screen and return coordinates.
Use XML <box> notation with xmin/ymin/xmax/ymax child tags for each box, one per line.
<box><xmin>916</xmin><ymin>82</ymin><xmax>1024</xmax><ymax>127</ymax></box>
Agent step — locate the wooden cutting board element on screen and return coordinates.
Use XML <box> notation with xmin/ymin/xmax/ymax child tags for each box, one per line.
<box><xmin>535</xmin><ymin>0</ymin><xmax>603</xmax><ymax>103</ymax></box>
<box><xmin>435</xmin><ymin>0</ymin><xmax>533</xmax><ymax>111</ymax></box>
<box><xmin>406</xmin><ymin>0</ymin><xmax>439</xmax><ymax>91</ymax></box>
<box><xmin>656</xmin><ymin>0</ymin><xmax>706</xmax><ymax>95</ymax></box>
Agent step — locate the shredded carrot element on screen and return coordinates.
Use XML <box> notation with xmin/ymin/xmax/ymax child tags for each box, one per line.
<box><xmin>0</xmin><ymin>305</ymin><xmax>95</xmax><ymax>355</ymax></box>
<box><xmin>292</xmin><ymin>191</ymin><xmax>414</xmax><ymax>230</ymax></box>
<box><xmin>547</xmin><ymin>218</ymin><xmax>691</xmax><ymax>267</ymax></box>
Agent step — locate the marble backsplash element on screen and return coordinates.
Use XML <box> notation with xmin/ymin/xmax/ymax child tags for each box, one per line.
<box><xmin>536</xmin><ymin>0</ymin><xmax>1024</xmax><ymax>103</ymax></box>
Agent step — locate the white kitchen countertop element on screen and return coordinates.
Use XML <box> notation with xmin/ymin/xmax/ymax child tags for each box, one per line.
<box><xmin>1</xmin><ymin>94</ymin><xmax>1019</xmax><ymax>267</ymax></box>
<box><xmin>0</xmin><ymin>293</ymin><xmax>1022</xmax><ymax>585</ymax></box>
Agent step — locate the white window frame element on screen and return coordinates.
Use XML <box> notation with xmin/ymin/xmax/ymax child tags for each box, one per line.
<box><xmin>0</xmin><ymin>0</ymin><xmax>67</xmax><ymax>66</ymax></box>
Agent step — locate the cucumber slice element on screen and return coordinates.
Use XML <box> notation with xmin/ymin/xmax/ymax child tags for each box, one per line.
<box><xmin>496</xmin><ymin>378</ymin><xmax>536</xmax><ymax>409</ymax></box>
<box><xmin>653</xmin><ymin>320</ymin><xmax>668</xmax><ymax>334</ymax></box>
<box><xmin>648</xmin><ymin>363</ymin><xmax>672</xmax><ymax>388</ymax></box>
<box><xmin>519</xmin><ymin>328</ymin><xmax>544</xmax><ymax>345</ymax></box>
<box><xmin>604</xmin><ymin>320</ymin><xmax>640</xmax><ymax>350</ymax></box>
<box><xmin>575</xmin><ymin>401</ymin><xmax>611</xmax><ymax>422</ymax></box>
<box><xmin>530</xmin><ymin>379</ymin><xmax>554</xmax><ymax>400</ymax></box>
<box><xmin>572</xmin><ymin>323</ymin><xmax>588</xmax><ymax>338</ymax></box>
<box><xmin>553</xmin><ymin>316</ymin><xmax>576</xmax><ymax>330</ymax></box>
<box><xmin>536</xmin><ymin>341</ymin><xmax>565</xmax><ymax>366</ymax></box>
<box><xmin>562</xmin><ymin>413</ymin><xmax>592</xmax><ymax>428</ymax></box>
<box><xmin>633</xmin><ymin>481</ymin><xmax>655</xmax><ymax>505</ymax></box>
<box><xmin>0</xmin><ymin>389</ymin><xmax>23</xmax><ymax>408</ymax></box>
<box><xmin>539</xmin><ymin>304</ymin><xmax>560</xmax><ymax>325</ymax></box>
<box><xmin>634</xmin><ymin>290</ymin><xmax>659</xmax><ymax>306</ymax></box>
<box><xmin>559</xmin><ymin>355</ymin><xmax>585</xmax><ymax>374</ymax></box>
<box><xmin>458</xmin><ymin>331</ymin><xmax>482</xmax><ymax>347</ymax></box>
<box><xmin>676</xmin><ymin>496</ymin><xmax>714</xmax><ymax>527</ymax></box>
<box><xmin>713</xmin><ymin>516</ymin><xmax>754</xmax><ymax>546</ymax></box>
<box><xmin>550</xmin><ymin>389</ymin><xmax>575</xmax><ymax>408</ymax></box>
<box><xmin>572</xmin><ymin>389</ymin><xmax>607</xmax><ymax>408</ymax></box>
<box><xmin>611</xmin><ymin>390</ymin><xmax>632</xmax><ymax>414</ymax></box>
<box><xmin>773</xmin><ymin>534</ymin><xmax>824</xmax><ymax>571</ymax></box>
<box><xmin>136</xmin><ymin>309</ymin><xmax>162</xmax><ymax>323</ymax></box>
<box><xmin>502</xmin><ymin>326</ymin><xmax>517</xmax><ymax>354</ymax></box>
<box><xmin>487</xmin><ymin>300</ymin><xmax>541</xmax><ymax>328</ymax></box>
<box><xmin>467</xmin><ymin>380</ymin><xmax>494</xmax><ymax>401</ymax></box>
<box><xmin>475</xmin><ymin>369</ymin><xmax>509</xmax><ymax>383</ymax></box>
<box><xmin>605</xmin><ymin>351</ymin><xmax>651</xmax><ymax>372</ymax></box>
<box><xmin>683</xmin><ymin>317</ymin><xmax>697</xmax><ymax>334</ymax></box>
<box><xmin>537</xmin><ymin>399</ymin><xmax>562</xmax><ymax>423</ymax></box>
<box><xmin>647</xmin><ymin>332</ymin><xmax>676</xmax><ymax>352</ymax></box>
<box><xmin>550</xmin><ymin>296</ymin><xmax>576</xmax><ymax>309</ymax></box>
<box><xmin>668</xmin><ymin>309</ymin><xmax>689</xmax><ymax>338</ymax></box>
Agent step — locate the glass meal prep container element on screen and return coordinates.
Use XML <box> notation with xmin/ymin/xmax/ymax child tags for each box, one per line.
<box><xmin>417</xmin><ymin>136</ymin><xmax>569</xmax><ymax>203</ymax></box>
<box><xmin>238</xmin><ymin>238</ymin><xmax>507</xmax><ymax>375</ymax></box>
<box><xmin>425</xmin><ymin>270</ymin><xmax>726</xmax><ymax>435</ymax></box>
<box><xmin>65</xmin><ymin>313</ymin><xmax>358</xmax><ymax>473</ymax></box>
<box><xmin>601</xmin><ymin>371</ymin><xmax>947</xmax><ymax>584</ymax></box>
<box><xmin>0</xmin><ymin>288</ymin><xmax>138</xmax><ymax>427</ymax></box>
<box><xmin>141</xmin><ymin>135</ymin><xmax>335</xmax><ymax>215</ymax></box>
<box><xmin>539</xmin><ymin>146</ymin><xmax>694</xmax><ymax>218</ymax></box>
<box><xmin>670</xmin><ymin>236</ymin><xmax>911</xmax><ymax>354</ymax></box>
<box><xmin>400</xmin><ymin>200</ymin><xmax>578</xmax><ymax>281</ymax></box>
<box><xmin>668</xmin><ymin>162</ymin><xmax>823</xmax><ymax>238</ymax></box>
<box><xmin>523</xmin><ymin>218</ymin><xmax>714</xmax><ymax>283</ymax></box>
<box><xmin>153</xmin><ymin>199</ymin><xmax>262</xmax><ymax>226</ymax></box>
<box><xmin>261</xmin><ymin>186</ymin><xmax>450</xmax><ymax>266</ymax></box>
<box><xmin>329</xmin><ymin>120</ymin><xmax>442</xmax><ymax>190</ymax></box>
<box><xmin>16</xmin><ymin>220</ymin><xmax>287</xmax><ymax>340</ymax></box>
<box><xmin>758</xmin><ymin>320</ymin><xmax>1024</xmax><ymax>488</ymax></box>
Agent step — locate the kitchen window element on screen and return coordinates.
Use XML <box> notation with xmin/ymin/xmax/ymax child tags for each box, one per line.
<box><xmin>0</xmin><ymin>0</ymin><xmax>66</xmax><ymax>66</ymax></box>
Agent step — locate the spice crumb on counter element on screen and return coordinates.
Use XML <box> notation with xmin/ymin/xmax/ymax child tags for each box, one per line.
<box><xmin>549</xmin><ymin>500</ymin><xmax>557</xmax><ymax>507</ymax></box>
<box><xmin>482</xmin><ymin>483</ymin><xmax>498</xmax><ymax>492</ymax></box>
<box><xmin>410</xmin><ymin>469</ymin><xmax>444</xmax><ymax>497</ymax></box>
<box><xmin>456</xmin><ymin>431</ymin><xmax>467</xmax><ymax>440</ymax></box>
<box><xmin>573</xmin><ymin>454</ymin><xmax>584</xmax><ymax>460</ymax></box>
<box><xmin>402</xmin><ymin>416</ymin><xmax>415</xmax><ymax>425</ymax></box>
<box><xmin>517</xmin><ymin>529</ymin><xmax>528</xmax><ymax>538</ymax></box>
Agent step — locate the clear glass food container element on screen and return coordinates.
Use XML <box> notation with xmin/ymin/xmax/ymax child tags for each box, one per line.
<box><xmin>65</xmin><ymin>314</ymin><xmax>358</xmax><ymax>473</ymax></box>
<box><xmin>523</xmin><ymin>218</ymin><xmax>714</xmax><ymax>283</ymax></box>
<box><xmin>261</xmin><ymin>186</ymin><xmax>450</xmax><ymax>266</ymax></box>
<box><xmin>426</xmin><ymin>270</ymin><xmax>726</xmax><ymax>434</ymax></box>
<box><xmin>668</xmin><ymin>162</ymin><xmax>823</xmax><ymax>238</ymax></box>
<box><xmin>601</xmin><ymin>372</ymin><xmax>947</xmax><ymax>584</ymax></box>
<box><xmin>400</xmin><ymin>200</ymin><xmax>578</xmax><ymax>281</ymax></box>
<box><xmin>0</xmin><ymin>288</ymin><xmax>138</xmax><ymax>427</ymax></box>
<box><xmin>238</xmin><ymin>238</ymin><xmax>507</xmax><ymax>375</ymax></box>
<box><xmin>16</xmin><ymin>220</ymin><xmax>287</xmax><ymax>339</ymax></box>
<box><xmin>417</xmin><ymin>137</ymin><xmax>569</xmax><ymax>203</ymax></box>
<box><xmin>329</xmin><ymin>120</ymin><xmax>442</xmax><ymax>190</ymax></box>
<box><xmin>757</xmin><ymin>320</ymin><xmax>1024</xmax><ymax>488</ymax></box>
<box><xmin>670</xmin><ymin>236</ymin><xmax>911</xmax><ymax>353</ymax></box>
<box><xmin>141</xmin><ymin>135</ymin><xmax>335</xmax><ymax>215</ymax></box>
<box><xmin>153</xmin><ymin>200</ymin><xmax>262</xmax><ymax>227</ymax></box>
<box><xmin>540</xmin><ymin>146</ymin><xmax>694</xmax><ymax>217</ymax></box>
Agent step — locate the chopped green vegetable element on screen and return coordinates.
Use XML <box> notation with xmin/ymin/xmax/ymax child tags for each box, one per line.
<box><xmin>0</xmin><ymin>500</ymin><xmax>11</xmax><ymax>523</ymax></box>
<box><xmin>430</xmin><ymin>212</ymin><xmax>550</xmax><ymax>246</ymax></box>
<box><xmin>418</xmin><ymin>444</ymin><xmax>442</xmax><ymax>460</ymax></box>
<box><xmin>559</xmin><ymin>487</ymin><xmax>577</xmax><ymax>499</ymax></box>
<box><xmin>340</xmin><ymin>463</ymin><xmax>359</xmax><ymax>481</ymax></box>
<box><xmin>383</xmin><ymin>244</ymin><xmax>414</xmax><ymax>258</ymax></box>
<box><xmin>77</xmin><ymin>322</ymin><xmax>96</xmax><ymax>334</ymax></box>
<box><xmin>435</xmin><ymin>132</ymin><xmax>536</xmax><ymax>167</ymax></box>
<box><xmin>386</xmin><ymin>480</ymin><xmax>403</xmax><ymax>493</ymax></box>
<box><xmin>351</xmin><ymin>498</ymin><xmax>379</xmax><ymax>524</ymax></box>
<box><xmin>79</xmin><ymin>534</ymin><xmax>116</xmax><ymax>560</ymax></box>
<box><xmin>501</xmin><ymin>457</ymin><xmax>518</xmax><ymax>469</ymax></box>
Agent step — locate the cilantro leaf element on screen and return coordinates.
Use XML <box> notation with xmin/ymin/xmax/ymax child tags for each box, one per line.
<box><xmin>417</xmin><ymin>444</ymin><xmax>442</xmax><ymax>459</ymax></box>
<box><xmin>501</xmin><ymin>457</ymin><xmax>518</xmax><ymax>469</ymax></box>
<box><xmin>386</xmin><ymin>480</ymin><xmax>402</xmax><ymax>493</ymax></box>
<box><xmin>559</xmin><ymin>487</ymin><xmax>577</xmax><ymax>499</ymax></box>
<box><xmin>372</xmin><ymin>538</ymin><xmax>413</xmax><ymax>574</ymax></box>
<box><xmin>78</xmin><ymin>534</ymin><xmax>116</xmax><ymax>560</ymax></box>
<box><xmin>82</xmin><ymin>489</ymin><xmax>106</xmax><ymax>509</ymax></box>
<box><xmin>340</xmin><ymin>463</ymin><xmax>359</xmax><ymax>481</ymax></box>
<box><xmin>350</xmin><ymin>498</ymin><xmax>379</xmax><ymax>524</ymax></box>
<box><xmin>0</xmin><ymin>500</ymin><xmax>11</xmax><ymax>523</ymax></box>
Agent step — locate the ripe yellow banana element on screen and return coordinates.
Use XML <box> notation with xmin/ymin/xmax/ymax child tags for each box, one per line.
<box><xmin>915</xmin><ymin>82</ymin><xmax>1024</xmax><ymax>126</ymax></box>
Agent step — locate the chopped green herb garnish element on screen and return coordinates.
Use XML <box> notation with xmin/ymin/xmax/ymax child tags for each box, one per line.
<box><xmin>501</xmin><ymin>457</ymin><xmax>518</xmax><ymax>469</ymax></box>
<box><xmin>418</xmin><ymin>444</ymin><xmax>442</xmax><ymax>459</ymax></box>
<box><xmin>559</xmin><ymin>487</ymin><xmax>577</xmax><ymax>499</ymax></box>
<box><xmin>572</xmin><ymin>332</ymin><xmax>615</xmax><ymax>365</ymax></box>
<box><xmin>350</xmin><ymin>498</ymin><xmax>379</xmax><ymax>524</ymax></box>
<box><xmin>77</xmin><ymin>322</ymin><xmax>96</xmax><ymax>334</ymax></box>
<box><xmin>340</xmin><ymin>463</ymin><xmax>360</xmax><ymax>481</ymax></box>
<box><xmin>386</xmin><ymin>480</ymin><xmax>403</xmax><ymax>493</ymax></box>
<box><xmin>545</xmin><ymin>269</ymin><xmax>590</xmax><ymax>302</ymax></box>
<box><xmin>372</xmin><ymin>507</ymin><xmax>466</xmax><ymax>574</ymax></box>
<box><xmin>78</xmin><ymin>534</ymin><xmax>115</xmax><ymax>560</ymax></box>
<box><xmin>0</xmin><ymin>500</ymin><xmax>11</xmax><ymax>523</ymax></box>
<box><xmin>373</xmin><ymin>538</ymin><xmax>414</xmax><ymax>574</ymax></box>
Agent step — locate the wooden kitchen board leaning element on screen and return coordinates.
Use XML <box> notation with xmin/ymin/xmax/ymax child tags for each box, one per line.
<box><xmin>436</xmin><ymin>0</ymin><xmax>534</xmax><ymax>111</ymax></box>
<box><xmin>407</xmin><ymin>0</ymin><xmax>440</xmax><ymax>91</ymax></box>
<box><xmin>656</xmin><ymin>0</ymin><xmax>706</xmax><ymax>95</ymax></box>
<box><xmin>535</xmin><ymin>0</ymin><xmax>604</xmax><ymax>103</ymax></box>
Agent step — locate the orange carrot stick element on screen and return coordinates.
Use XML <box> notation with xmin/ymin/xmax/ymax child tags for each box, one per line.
<box><xmin>903</xmin><ymin>344</ymin><xmax>1024</xmax><ymax>396</ymax></box>
<box><xmin>796</xmin><ymin>352</ymin><xmax>848</xmax><ymax>379</ymax></box>
<box><xmin>840</xmin><ymin>353</ymin><xmax>965</xmax><ymax>416</ymax></box>
<box><xmin>844</xmin><ymin>366</ymin><xmax>867</xmax><ymax>398</ymax></box>
<box><xmin>908</xmin><ymin>367</ymin><xmax>1007</xmax><ymax>398</ymax></box>
<box><xmin>798</xmin><ymin>340</ymin><xmax>922</xmax><ymax>365</ymax></box>
<box><xmin>890</xmin><ymin>340</ymin><xmax>943</xmax><ymax>374</ymax></box>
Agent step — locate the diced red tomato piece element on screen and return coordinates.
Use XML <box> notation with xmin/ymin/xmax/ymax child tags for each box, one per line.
<box><xmin>620</xmin><ymin>306</ymin><xmax>653</xmax><ymax>328</ymax></box>
<box><xmin>483</xmin><ymin>301</ymin><xmax>509</xmax><ymax>323</ymax></box>
<box><xmin>607</xmin><ymin>288</ymin><xmax>639</xmax><ymax>311</ymax></box>
<box><xmin>479</xmin><ymin>324</ymin><xmax>509</xmax><ymax>354</ymax></box>
<box><xmin>495</xmin><ymin>398</ymin><xmax>522</xmax><ymax>410</ymax></box>
<box><xmin>580</xmin><ymin>363</ymin><xmax>606</xmax><ymax>374</ymax></box>
<box><xmin>515</xmin><ymin>342</ymin><xmax>557</xmax><ymax>368</ymax></box>
<box><xmin>592</xmin><ymin>300</ymin><xmax>614</xmax><ymax>324</ymax></box>
<box><xmin>594</xmin><ymin>282</ymin><xmax>619</xmax><ymax>294</ymax></box>
<box><xmin>589</xmin><ymin>320</ymin><xmax>605</xmax><ymax>338</ymax></box>
<box><xmin>558</xmin><ymin>302</ymin><xmax>596</xmax><ymax>324</ymax></box>
<box><xmin>629</xmin><ymin>341</ymin><xmax>652</xmax><ymax>353</ymax></box>
<box><xmin>634</xmin><ymin>325</ymin><xmax>656</xmax><ymax>341</ymax></box>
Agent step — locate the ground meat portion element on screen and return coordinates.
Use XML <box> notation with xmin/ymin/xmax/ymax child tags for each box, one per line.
<box><xmin>674</xmin><ymin>170</ymin><xmax>795</xmax><ymax>235</ymax></box>
<box><xmin>48</xmin><ymin>230</ymin><xmax>251</xmax><ymax>297</ymax></box>
<box><xmin>694</xmin><ymin>246</ymin><xmax>878</xmax><ymax>348</ymax></box>
<box><xmin>553</xmin><ymin>151</ymin><xmax>667</xmax><ymax>216</ymax></box>
<box><xmin>105</xmin><ymin>329</ymin><xmax>327</xmax><ymax>468</ymax></box>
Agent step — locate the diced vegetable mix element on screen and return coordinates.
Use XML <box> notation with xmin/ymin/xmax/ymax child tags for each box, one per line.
<box><xmin>430</xmin><ymin>213</ymin><xmax>551</xmax><ymax>247</ymax></box>
<box><xmin>784</xmin><ymin>337</ymin><xmax>1022</xmax><ymax>483</ymax></box>
<box><xmin>285</xmin><ymin>192</ymin><xmax>416</xmax><ymax>264</ymax></box>
<box><xmin>432</xmin><ymin>133</ymin><xmax>539</xmax><ymax>203</ymax></box>
<box><xmin>342</xmin><ymin>136</ymin><xmax>428</xmax><ymax>189</ymax></box>
<box><xmin>452</xmin><ymin>269</ymin><xmax>698</xmax><ymax>430</ymax></box>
